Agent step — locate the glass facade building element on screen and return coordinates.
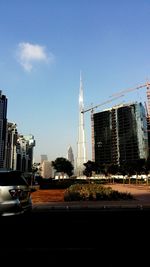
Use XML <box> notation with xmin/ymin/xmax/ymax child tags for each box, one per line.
<box><xmin>93</xmin><ymin>102</ymin><xmax>149</xmax><ymax>166</ymax></box>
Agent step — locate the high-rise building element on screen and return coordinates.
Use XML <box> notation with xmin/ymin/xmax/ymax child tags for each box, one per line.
<box><xmin>0</xmin><ymin>90</ymin><xmax>8</xmax><ymax>168</ymax></box>
<box><xmin>67</xmin><ymin>145</ymin><xmax>74</xmax><ymax>167</ymax></box>
<box><xmin>16</xmin><ymin>134</ymin><xmax>35</xmax><ymax>172</ymax></box>
<box><xmin>41</xmin><ymin>160</ymin><xmax>53</xmax><ymax>178</ymax></box>
<box><xmin>76</xmin><ymin>73</ymin><xmax>87</xmax><ymax>176</ymax></box>
<box><xmin>6</xmin><ymin>122</ymin><xmax>18</xmax><ymax>170</ymax></box>
<box><xmin>41</xmin><ymin>154</ymin><xmax>48</xmax><ymax>164</ymax></box>
<box><xmin>24</xmin><ymin>135</ymin><xmax>36</xmax><ymax>172</ymax></box>
<box><xmin>93</xmin><ymin>102</ymin><xmax>149</xmax><ymax>166</ymax></box>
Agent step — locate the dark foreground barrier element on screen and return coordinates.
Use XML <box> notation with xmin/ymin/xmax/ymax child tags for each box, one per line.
<box><xmin>0</xmin><ymin>208</ymin><xmax>150</xmax><ymax>266</ymax></box>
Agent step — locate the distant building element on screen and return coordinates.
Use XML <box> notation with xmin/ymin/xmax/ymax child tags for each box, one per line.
<box><xmin>67</xmin><ymin>145</ymin><xmax>74</xmax><ymax>167</ymax></box>
<box><xmin>41</xmin><ymin>154</ymin><xmax>48</xmax><ymax>164</ymax></box>
<box><xmin>93</xmin><ymin>102</ymin><xmax>149</xmax><ymax>166</ymax></box>
<box><xmin>41</xmin><ymin>160</ymin><xmax>54</xmax><ymax>178</ymax></box>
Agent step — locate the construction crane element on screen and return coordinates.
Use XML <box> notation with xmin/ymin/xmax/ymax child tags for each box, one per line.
<box><xmin>110</xmin><ymin>81</ymin><xmax>150</xmax><ymax>98</ymax></box>
<box><xmin>81</xmin><ymin>81</ymin><xmax>150</xmax><ymax>161</ymax></box>
<box><xmin>81</xmin><ymin>94</ymin><xmax>125</xmax><ymax>114</ymax></box>
<box><xmin>82</xmin><ymin>81</ymin><xmax>150</xmax><ymax>114</ymax></box>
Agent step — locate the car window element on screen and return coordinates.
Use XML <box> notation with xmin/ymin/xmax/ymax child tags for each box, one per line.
<box><xmin>0</xmin><ymin>171</ymin><xmax>28</xmax><ymax>186</ymax></box>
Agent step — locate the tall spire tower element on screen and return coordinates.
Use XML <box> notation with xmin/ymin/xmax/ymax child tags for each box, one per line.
<box><xmin>76</xmin><ymin>72</ymin><xmax>87</xmax><ymax>176</ymax></box>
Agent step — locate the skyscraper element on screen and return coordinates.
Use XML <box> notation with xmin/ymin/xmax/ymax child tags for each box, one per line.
<box><xmin>76</xmin><ymin>73</ymin><xmax>87</xmax><ymax>176</ymax></box>
<box><xmin>67</xmin><ymin>145</ymin><xmax>74</xmax><ymax>167</ymax></box>
<box><xmin>93</xmin><ymin>102</ymin><xmax>149</xmax><ymax>166</ymax></box>
<box><xmin>0</xmin><ymin>90</ymin><xmax>7</xmax><ymax>168</ymax></box>
<box><xmin>6</xmin><ymin>122</ymin><xmax>18</xmax><ymax>170</ymax></box>
<box><xmin>41</xmin><ymin>154</ymin><xmax>48</xmax><ymax>164</ymax></box>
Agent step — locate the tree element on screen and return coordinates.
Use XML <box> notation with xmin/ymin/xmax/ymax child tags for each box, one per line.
<box><xmin>52</xmin><ymin>157</ymin><xmax>74</xmax><ymax>177</ymax></box>
<box><xmin>83</xmin><ymin>160</ymin><xmax>100</xmax><ymax>177</ymax></box>
<box><xmin>145</xmin><ymin>157</ymin><xmax>150</xmax><ymax>173</ymax></box>
<box><xmin>107</xmin><ymin>164</ymin><xmax>119</xmax><ymax>175</ymax></box>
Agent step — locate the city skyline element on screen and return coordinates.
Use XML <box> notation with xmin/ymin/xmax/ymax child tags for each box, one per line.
<box><xmin>0</xmin><ymin>1</ymin><xmax>150</xmax><ymax>162</ymax></box>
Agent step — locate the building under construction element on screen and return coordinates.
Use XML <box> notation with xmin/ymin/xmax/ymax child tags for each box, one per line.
<box><xmin>93</xmin><ymin>102</ymin><xmax>149</xmax><ymax>166</ymax></box>
<box><xmin>81</xmin><ymin>81</ymin><xmax>150</xmax><ymax>166</ymax></box>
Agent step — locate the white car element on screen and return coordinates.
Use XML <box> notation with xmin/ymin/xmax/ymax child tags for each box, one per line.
<box><xmin>0</xmin><ymin>169</ymin><xmax>32</xmax><ymax>216</ymax></box>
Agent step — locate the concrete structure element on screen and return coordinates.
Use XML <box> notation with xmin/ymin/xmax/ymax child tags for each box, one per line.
<box><xmin>76</xmin><ymin>73</ymin><xmax>87</xmax><ymax>176</ymax></box>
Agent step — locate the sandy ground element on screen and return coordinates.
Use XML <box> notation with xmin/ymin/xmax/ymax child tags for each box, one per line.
<box><xmin>109</xmin><ymin>183</ymin><xmax>150</xmax><ymax>202</ymax></box>
<box><xmin>31</xmin><ymin>188</ymin><xmax>65</xmax><ymax>203</ymax></box>
<box><xmin>31</xmin><ymin>183</ymin><xmax>150</xmax><ymax>204</ymax></box>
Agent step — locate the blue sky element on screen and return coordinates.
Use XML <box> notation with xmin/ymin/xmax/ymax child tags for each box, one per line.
<box><xmin>0</xmin><ymin>0</ymin><xmax>150</xmax><ymax>163</ymax></box>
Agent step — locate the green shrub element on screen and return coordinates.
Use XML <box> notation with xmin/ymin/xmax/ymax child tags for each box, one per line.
<box><xmin>64</xmin><ymin>183</ymin><xmax>134</xmax><ymax>201</ymax></box>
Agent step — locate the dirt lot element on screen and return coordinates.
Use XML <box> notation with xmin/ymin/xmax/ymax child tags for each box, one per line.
<box><xmin>31</xmin><ymin>183</ymin><xmax>150</xmax><ymax>204</ymax></box>
<box><xmin>31</xmin><ymin>188</ymin><xmax>65</xmax><ymax>203</ymax></box>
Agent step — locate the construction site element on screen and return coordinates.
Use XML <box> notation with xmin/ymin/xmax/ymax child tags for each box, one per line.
<box><xmin>81</xmin><ymin>81</ymin><xmax>150</xmax><ymax>167</ymax></box>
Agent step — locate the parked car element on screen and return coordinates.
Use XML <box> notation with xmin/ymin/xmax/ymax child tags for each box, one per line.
<box><xmin>0</xmin><ymin>169</ymin><xmax>32</xmax><ymax>216</ymax></box>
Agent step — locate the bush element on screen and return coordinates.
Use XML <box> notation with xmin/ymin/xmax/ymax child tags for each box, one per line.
<box><xmin>64</xmin><ymin>183</ymin><xmax>134</xmax><ymax>201</ymax></box>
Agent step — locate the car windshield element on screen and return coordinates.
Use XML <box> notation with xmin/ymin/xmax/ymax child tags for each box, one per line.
<box><xmin>0</xmin><ymin>171</ymin><xmax>28</xmax><ymax>186</ymax></box>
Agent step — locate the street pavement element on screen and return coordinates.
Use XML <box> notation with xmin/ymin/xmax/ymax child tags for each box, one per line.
<box><xmin>32</xmin><ymin>199</ymin><xmax>150</xmax><ymax>211</ymax></box>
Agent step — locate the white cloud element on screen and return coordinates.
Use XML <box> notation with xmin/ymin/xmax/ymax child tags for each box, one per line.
<box><xmin>16</xmin><ymin>42</ymin><xmax>54</xmax><ymax>72</ymax></box>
